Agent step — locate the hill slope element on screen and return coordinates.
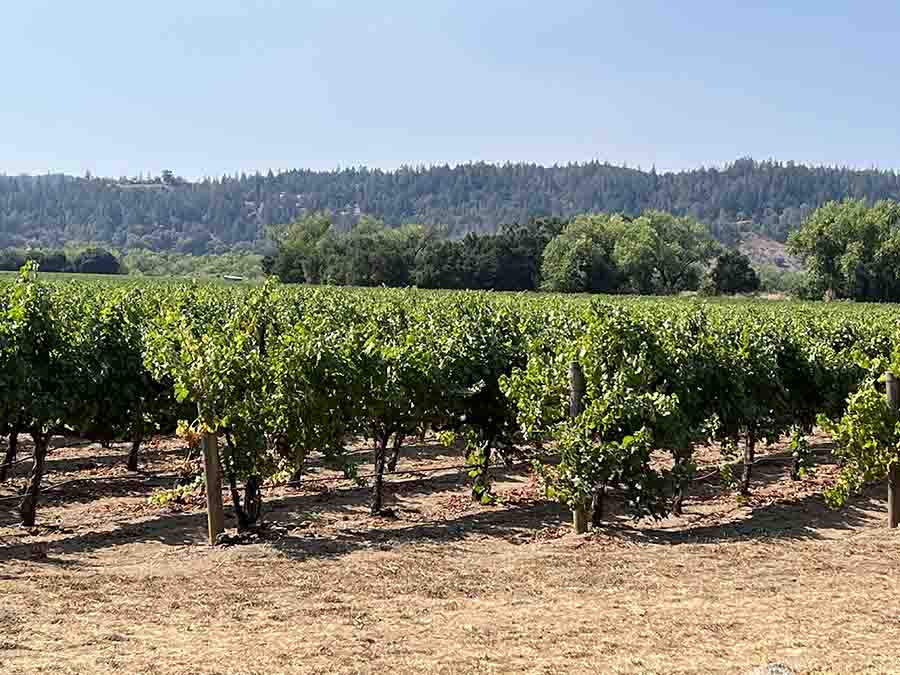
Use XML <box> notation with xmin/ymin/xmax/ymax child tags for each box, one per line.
<box><xmin>738</xmin><ymin>233</ymin><xmax>802</xmax><ymax>272</ymax></box>
<box><xmin>2</xmin><ymin>158</ymin><xmax>899</xmax><ymax>254</ymax></box>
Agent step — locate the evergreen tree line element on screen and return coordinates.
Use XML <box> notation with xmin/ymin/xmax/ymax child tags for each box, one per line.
<box><xmin>266</xmin><ymin>211</ymin><xmax>761</xmax><ymax>296</ymax></box>
<box><xmin>3</xmin><ymin>158</ymin><xmax>900</xmax><ymax>253</ymax></box>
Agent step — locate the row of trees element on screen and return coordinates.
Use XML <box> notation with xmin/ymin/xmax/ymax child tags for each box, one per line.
<box><xmin>539</xmin><ymin>212</ymin><xmax>719</xmax><ymax>294</ymax></box>
<box><xmin>269</xmin><ymin>197</ymin><xmax>900</xmax><ymax>302</ymax></box>
<box><xmin>263</xmin><ymin>214</ymin><xmax>563</xmax><ymax>291</ymax></box>
<box><xmin>4</xmin><ymin>158</ymin><xmax>900</xmax><ymax>253</ymax></box>
<box><xmin>788</xmin><ymin>199</ymin><xmax>900</xmax><ymax>302</ymax></box>
<box><xmin>265</xmin><ymin>212</ymin><xmax>762</xmax><ymax>296</ymax></box>
<box><xmin>0</xmin><ymin>247</ymin><xmax>270</xmax><ymax>279</ymax></box>
<box><xmin>0</xmin><ymin>247</ymin><xmax>122</xmax><ymax>274</ymax></box>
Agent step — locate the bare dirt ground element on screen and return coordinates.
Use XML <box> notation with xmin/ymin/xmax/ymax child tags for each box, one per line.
<box><xmin>1</xmin><ymin>433</ymin><xmax>899</xmax><ymax>675</ymax></box>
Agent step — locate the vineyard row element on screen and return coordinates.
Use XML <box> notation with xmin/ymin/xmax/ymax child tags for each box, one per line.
<box><xmin>2</xmin><ymin>265</ymin><xmax>899</xmax><ymax>534</ymax></box>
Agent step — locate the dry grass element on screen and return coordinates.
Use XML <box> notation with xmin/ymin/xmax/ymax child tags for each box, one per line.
<box><xmin>1</xmin><ymin>434</ymin><xmax>899</xmax><ymax>675</ymax></box>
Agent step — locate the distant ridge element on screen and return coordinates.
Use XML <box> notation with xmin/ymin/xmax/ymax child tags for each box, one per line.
<box><xmin>2</xmin><ymin>158</ymin><xmax>899</xmax><ymax>254</ymax></box>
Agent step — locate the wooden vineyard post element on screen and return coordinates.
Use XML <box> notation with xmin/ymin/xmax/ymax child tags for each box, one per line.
<box><xmin>201</xmin><ymin>428</ymin><xmax>225</xmax><ymax>544</ymax></box>
<box><xmin>569</xmin><ymin>360</ymin><xmax>589</xmax><ymax>533</ymax></box>
<box><xmin>886</xmin><ymin>372</ymin><xmax>900</xmax><ymax>528</ymax></box>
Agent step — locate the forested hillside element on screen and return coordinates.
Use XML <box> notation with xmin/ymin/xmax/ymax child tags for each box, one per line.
<box><xmin>3</xmin><ymin>158</ymin><xmax>900</xmax><ymax>254</ymax></box>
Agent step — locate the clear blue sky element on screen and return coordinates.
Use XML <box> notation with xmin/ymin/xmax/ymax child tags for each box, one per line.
<box><xmin>4</xmin><ymin>1</ymin><xmax>899</xmax><ymax>179</ymax></box>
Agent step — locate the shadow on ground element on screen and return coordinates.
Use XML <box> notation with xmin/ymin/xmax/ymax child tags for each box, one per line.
<box><xmin>605</xmin><ymin>483</ymin><xmax>883</xmax><ymax>546</ymax></box>
<box><xmin>0</xmin><ymin>437</ymin><xmax>885</xmax><ymax>566</ymax></box>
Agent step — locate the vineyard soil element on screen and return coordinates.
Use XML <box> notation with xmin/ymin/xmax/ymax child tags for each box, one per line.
<box><xmin>1</xmin><ymin>435</ymin><xmax>899</xmax><ymax>675</ymax></box>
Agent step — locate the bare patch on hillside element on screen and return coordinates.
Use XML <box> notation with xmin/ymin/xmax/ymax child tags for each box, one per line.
<box><xmin>739</xmin><ymin>233</ymin><xmax>803</xmax><ymax>272</ymax></box>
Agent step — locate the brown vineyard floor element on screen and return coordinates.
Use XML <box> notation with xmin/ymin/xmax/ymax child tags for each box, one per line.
<box><xmin>1</xmin><ymin>433</ymin><xmax>898</xmax><ymax>675</ymax></box>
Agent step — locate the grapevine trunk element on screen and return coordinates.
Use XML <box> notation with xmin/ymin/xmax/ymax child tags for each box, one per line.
<box><xmin>19</xmin><ymin>432</ymin><xmax>50</xmax><ymax>527</ymax></box>
<box><xmin>740</xmin><ymin>432</ymin><xmax>756</xmax><ymax>496</ymax></box>
<box><xmin>671</xmin><ymin>449</ymin><xmax>691</xmax><ymax>516</ymax></box>
<box><xmin>590</xmin><ymin>484</ymin><xmax>605</xmax><ymax>526</ymax></box>
<box><xmin>127</xmin><ymin>433</ymin><xmax>142</xmax><ymax>472</ymax></box>
<box><xmin>371</xmin><ymin>435</ymin><xmax>389</xmax><ymax>515</ymax></box>
<box><xmin>0</xmin><ymin>429</ymin><xmax>18</xmax><ymax>483</ymax></box>
<box><xmin>387</xmin><ymin>433</ymin><xmax>403</xmax><ymax>473</ymax></box>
